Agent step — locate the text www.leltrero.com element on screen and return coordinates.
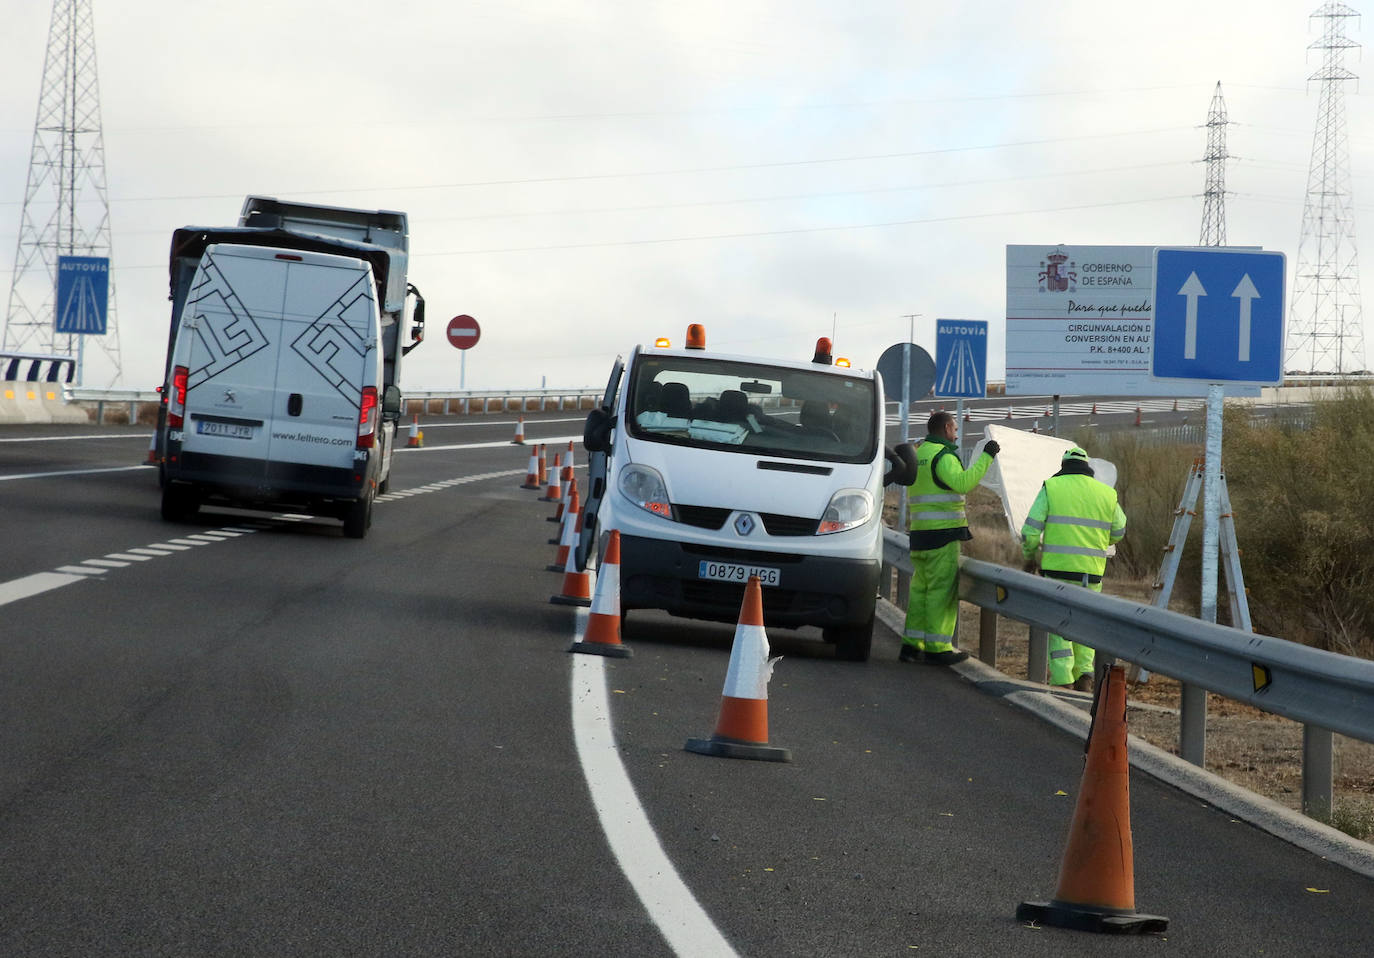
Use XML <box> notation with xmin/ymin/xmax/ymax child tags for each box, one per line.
<box><xmin>272</xmin><ymin>431</ymin><xmax>353</xmax><ymax>446</ymax></box>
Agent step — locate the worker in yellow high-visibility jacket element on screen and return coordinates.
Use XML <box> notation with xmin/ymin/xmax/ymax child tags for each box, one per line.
<box><xmin>901</xmin><ymin>410</ymin><xmax>997</xmax><ymax>666</ymax></box>
<box><xmin>1021</xmin><ymin>446</ymin><xmax>1127</xmax><ymax>690</ymax></box>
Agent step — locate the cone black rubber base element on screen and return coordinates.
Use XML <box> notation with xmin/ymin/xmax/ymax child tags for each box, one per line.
<box><xmin>521</xmin><ymin>483</ymin><xmax>541</xmax><ymax>490</ymax></box>
<box><xmin>568</xmin><ymin>641</ymin><xmax>633</xmax><ymax>658</ymax></box>
<box><xmin>546</xmin><ymin>563</ymin><xmax>565</xmax><ymax>572</ymax></box>
<box><xmin>1016</xmin><ymin>900</ymin><xmax>1168</xmax><ymax>935</ymax></box>
<box><xmin>685</xmin><ymin>736</ymin><xmax>791</xmax><ymax>763</ymax></box>
<box><xmin>547</xmin><ymin>516</ymin><xmax>562</xmax><ymax>522</ymax></box>
<box><xmin>550</xmin><ymin>595</ymin><xmax>592</xmax><ymax>607</ymax></box>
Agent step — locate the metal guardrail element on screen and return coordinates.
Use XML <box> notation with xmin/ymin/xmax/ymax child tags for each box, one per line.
<box><xmin>61</xmin><ymin>386</ymin><xmax>606</xmax><ymax>423</ymax></box>
<box><xmin>879</xmin><ymin>526</ymin><xmax>1374</xmax><ymax>820</ymax></box>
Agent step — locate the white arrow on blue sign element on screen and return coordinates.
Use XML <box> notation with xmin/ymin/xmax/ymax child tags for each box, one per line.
<box><xmin>1151</xmin><ymin>247</ymin><xmax>1285</xmax><ymax>385</ymax></box>
<box><xmin>934</xmin><ymin>319</ymin><xmax>988</xmax><ymax>398</ymax></box>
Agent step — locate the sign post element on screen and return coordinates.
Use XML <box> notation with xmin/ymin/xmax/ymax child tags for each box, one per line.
<box><xmin>877</xmin><ymin>342</ymin><xmax>935</xmax><ymax>530</ymax></box>
<box><xmin>55</xmin><ymin>255</ymin><xmax>109</xmax><ymax>386</ymax></box>
<box><xmin>1152</xmin><ymin>245</ymin><xmax>1285</xmax><ymax>765</ymax></box>
<box><xmin>446</xmin><ymin>314</ymin><xmax>481</xmax><ymax>389</ymax></box>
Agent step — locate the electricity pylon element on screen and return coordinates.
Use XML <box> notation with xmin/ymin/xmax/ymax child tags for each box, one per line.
<box><xmin>2</xmin><ymin>0</ymin><xmax>122</xmax><ymax>386</ymax></box>
<box><xmin>1198</xmin><ymin>82</ymin><xmax>1231</xmax><ymax>248</ymax></box>
<box><xmin>1287</xmin><ymin>2</ymin><xmax>1365</xmax><ymax>374</ymax></box>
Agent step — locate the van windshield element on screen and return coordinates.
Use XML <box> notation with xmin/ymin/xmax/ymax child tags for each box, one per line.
<box><xmin>626</xmin><ymin>355</ymin><xmax>877</xmax><ymax>463</ymax></box>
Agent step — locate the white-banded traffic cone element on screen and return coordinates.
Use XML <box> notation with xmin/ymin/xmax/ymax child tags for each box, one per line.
<box><xmin>406</xmin><ymin>415</ymin><xmax>423</xmax><ymax>447</ymax></box>
<box><xmin>551</xmin><ymin>475</ymin><xmax>576</xmax><ymax>525</ymax></box>
<box><xmin>521</xmin><ymin>446</ymin><xmax>541</xmax><ymax>489</ymax></box>
<box><xmin>512</xmin><ymin>415</ymin><xmax>525</xmax><ymax>444</ymax></box>
<box><xmin>1005</xmin><ymin>406</ymin><xmax>1012</xmax><ymax>420</ymax></box>
<box><xmin>569</xmin><ymin>530</ymin><xmax>631</xmax><ymax>658</ymax></box>
<box><xmin>548</xmin><ymin>488</ymin><xmax>580</xmax><ymax>569</ymax></box>
<box><xmin>685</xmin><ymin>576</ymin><xmax>790</xmax><ymax>762</ymax></box>
<box><xmin>145</xmin><ymin>433</ymin><xmax>158</xmax><ymax>465</ymax></box>
<box><xmin>542</xmin><ymin>453</ymin><xmax>563</xmax><ymax>502</ymax></box>
<box><xmin>1134</xmin><ymin>406</ymin><xmax>1142</xmax><ymax>427</ymax></box>
<box><xmin>550</xmin><ymin>501</ymin><xmax>593</xmax><ymax>606</ymax></box>
<box><xmin>536</xmin><ymin>444</ymin><xmax>548</xmax><ymax>487</ymax></box>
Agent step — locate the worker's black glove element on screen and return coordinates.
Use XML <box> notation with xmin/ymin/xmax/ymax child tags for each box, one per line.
<box><xmin>1021</xmin><ymin>558</ymin><xmax>1038</xmax><ymax>575</ymax></box>
<box><xmin>984</xmin><ymin>440</ymin><xmax>1000</xmax><ymax>458</ymax></box>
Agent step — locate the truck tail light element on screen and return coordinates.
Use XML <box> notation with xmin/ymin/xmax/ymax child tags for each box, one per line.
<box><xmin>356</xmin><ymin>386</ymin><xmax>378</xmax><ymax>448</ymax></box>
<box><xmin>167</xmin><ymin>365</ymin><xmax>188</xmax><ymax>428</ymax></box>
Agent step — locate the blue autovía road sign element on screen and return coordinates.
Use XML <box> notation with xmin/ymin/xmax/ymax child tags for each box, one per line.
<box><xmin>55</xmin><ymin>256</ymin><xmax>109</xmax><ymax>335</ymax></box>
<box><xmin>934</xmin><ymin>319</ymin><xmax>988</xmax><ymax>398</ymax></box>
<box><xmin>1152</xmin><ymin>247</ymin><xmax>1285</xmax><ymax>385</ymax></box>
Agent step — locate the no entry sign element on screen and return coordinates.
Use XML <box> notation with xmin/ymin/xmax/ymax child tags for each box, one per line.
<box><xmin>447</xmin><ymin>314</ymin><xmax>480</xmax><ymax>350</ymax></box>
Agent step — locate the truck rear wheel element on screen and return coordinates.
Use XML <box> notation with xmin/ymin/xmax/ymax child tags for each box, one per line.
<box><xmin>343</xmin><ymin>491</ymin><xmax>373</xmax><ymax>539</ymax></box>
<box><xmin>825</xmin><ymin>616</ymin><xmax>874</xmax><ymax>662</ymax></box>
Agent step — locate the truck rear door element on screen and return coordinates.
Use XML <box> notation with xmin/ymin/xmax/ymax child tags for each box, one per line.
<box><xmin>177</xmin><ymin>246</ymin><xmax>287</xmax><ymax>475</ymax></box>
<box><xmin>265</xmin><ymin>254</ymin><xmax>377</xmax><ymax>473</ymax></box>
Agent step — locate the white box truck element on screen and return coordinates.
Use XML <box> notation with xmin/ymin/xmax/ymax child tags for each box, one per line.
<box><xmin>579</xmin><ymin>326</ymin><xmax>914</xmax><ymax>661</ymax></box>
<box><xmin>155</xmin><ymin>197</ymin><xmax>425</xmax><ymax>537</ymax></box>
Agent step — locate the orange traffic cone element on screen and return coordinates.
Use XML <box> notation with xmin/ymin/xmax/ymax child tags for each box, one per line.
<box><xmin>1031</xmin><ymin>420</ymin><xmax>1039</xmax><ymax>434</ymax></box>
<box><xmin>536</xmin><ymin>444</ymin><xmax>548</xmax><ymax>486</ymax></box>
<box><xmin>569</xmin><ymin>530</ymin><xmax>631</xmax><ymax>658</ymax></box>
<box><xmin>550</xmin><ymin>506</ymin><xmax>593</xmax><ymax>606</ymax></box>
<box><xmin>1091</xmin><ymin>402</ymin><xmax>1098</xmax><ymax>415</ymax></box>
<box><xmin>542</xmin><ymin>453</ymin><xmax>563</xmax><ymax>502</ymax></box>
<box><xmin>512</xmin><ymin>415</ymin><xmax>525</xmax><ymax>444</ymax></box>
<box><xmin>1134</xmin><ymin>406</ymin><xmax>1142</xmax><ymax>427</ymax></box>
<box><xmin>1005</xmin><ymin>406</ymin><xmax>1013</xmax><ymax>420</ymax></box>
<box><xmin>1016</xmin><ymin>666</ymin><xmax>1168</xmax><ymax>934</ymax></box>
<box><xmin>520</xmin><ymin>445</ymin><xmax>541</xmax><ymax>489</ymax></box>
<box><xmin>551</xmin><ymin>475</ymin><xmax>576</xmax><ymax>525</ymax></box>
<box><xmin>1172</xmin><ymin>399</ymin><xmax>1178</xmax><ymax>412</ymax></box>
<box><xmin>406</xmin><ymin>415</ymin><xmax>423</xmax><ymax>447</ymax></box>
<box><xmin>548</xmin><ymin>489</ymin><xmax>580</xmax><ymax>570</ymax></box>
<box><xmin>145</xmin><ymin>433</ymin><xmax>158</xmax><ymax>465</ymax></box>
<box><xmin>685</xmin><ymin>576</ymin><xmax>791</xmax><ymax>762</ymax></box>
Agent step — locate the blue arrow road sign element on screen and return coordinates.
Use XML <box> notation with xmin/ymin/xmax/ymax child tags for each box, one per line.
<box><xmin>1152</xmin><ymin>247</ymin><xmax>1285</xmax><ymax>385</ymax></box>
<box><xmin>934</xmin><ymin>319</ymin><xmax>988</xmax><ymax>398</ymax></box>
<box><xmin>55</xmin><ymin>256</ymin><xmax>109</xmax><ymax>335</ymax></box>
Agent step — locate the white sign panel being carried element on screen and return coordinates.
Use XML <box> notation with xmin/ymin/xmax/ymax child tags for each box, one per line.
<box><xmin>1006</xmin><ymin>244</ymin><xmax>1214</xmax><ymax>397</ymax></box>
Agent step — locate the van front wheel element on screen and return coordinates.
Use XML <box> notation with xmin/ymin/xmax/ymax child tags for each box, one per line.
<box><xmin>343</xmin><ymin>492</ymin><xmax>373</xmax><ymax>539</ymax></box>
<box><xmin>825</xmin><ymin>616</ymin><xmax>874</xmax><ymax>662</ymax></box>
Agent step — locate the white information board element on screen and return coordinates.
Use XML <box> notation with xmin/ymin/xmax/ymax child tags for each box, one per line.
<box><xmin>1006</xmin><ymin>244</ymin><xmax>1218</xmax><ymax>397</ymax></box>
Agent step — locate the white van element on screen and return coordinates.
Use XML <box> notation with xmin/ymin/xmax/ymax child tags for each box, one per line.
<box><xmin>580</xmin><ymin>327</ymin><xmax>913</xmax><ymax>661</ymax></box>
<box><xmin>159</xmin><ymin>243</ymin><xmax>395</xmax><ymax>537</ymax></box>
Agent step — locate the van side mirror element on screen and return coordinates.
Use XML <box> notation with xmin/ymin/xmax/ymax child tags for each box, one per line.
<box><xmin>584</xmin><ymin>407</ymin><xmax>614</xmax><ymax>452</ymax></box>
<box><xmin>883</xmin><ymin>443</ymin><xmax>918</xmax><ymax>486</ymax></box>
<box><xmin>382</xmin><ymin>384</ymin><xmax>402</xmax><ymax>421</ymax></box>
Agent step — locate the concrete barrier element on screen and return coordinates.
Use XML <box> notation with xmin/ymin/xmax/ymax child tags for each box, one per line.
<box><xmin>0</xmin><ymin>381</ymin><xmax>90</xmax><ymax>425</ymax></box>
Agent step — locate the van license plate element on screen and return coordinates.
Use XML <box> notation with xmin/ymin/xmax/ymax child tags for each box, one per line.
<box><xmin>197</xmin><ymin>420</ymin><xmax>254</xmax><ymax>440</ymax></box>
<box><xmin>697</xmin><ymin>561</ymin><xmax>780</xmax><ymax>587</ymax></box>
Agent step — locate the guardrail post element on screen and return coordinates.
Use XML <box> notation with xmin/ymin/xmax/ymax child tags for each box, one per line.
<box><xmin>129</xmin><ymin>400</ymin><xmax>138</xmax><ymax>424</ymax></box>
<box><xmin>94</xmin><ymin>400</ymin><xmax>104</xmax><ymax>425</ymax></box>
<box><xmin>978</xmin><ymin>607</ymin><xmax>997</xmax><ymax>666</ymax></box>
<box><xmin>1027</xmin><ymin>626</ymin><xmax>1048</xmax><ymax>684</ymax></box>
<box><xmin>1180</xmin><ymin>683</ymin><xmax>1207</xmax><ymax>766</ymax></box>
<box><xmin>1302</xmin><ymin>725</ymin><xmax>1334</xmax><ymax>820</ymax></box>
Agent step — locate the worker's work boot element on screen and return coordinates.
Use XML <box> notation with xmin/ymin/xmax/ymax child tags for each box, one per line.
<box><xmin>1072</xmin><ymin>674</ymin><xmax>1094</xmax><ymax>693</ymax></box>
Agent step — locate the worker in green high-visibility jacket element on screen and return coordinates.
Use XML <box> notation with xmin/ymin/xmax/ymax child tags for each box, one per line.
<box><xmin>1021</xmin><ymin>445</ymin><xmax>1127</xmax><ymax>691</ymax></box>
<box><xmin>901</xmin><ymin>410</ymin><xmax>997</xmax><ymax>666</ymax></box>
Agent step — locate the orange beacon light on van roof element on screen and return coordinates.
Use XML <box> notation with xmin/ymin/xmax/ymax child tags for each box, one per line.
<box><xmin>812</xmin><ymin>337</ymin><xmax>833</xmax><ymax>365</ymax></box>
<box><xmin>685</xmin><ymin>324</ymin><xmax>706</xmax><ymax>349</ymax></box>
<box><xmin>654</xmin><ymin>337</ymin><xmax>672</xmax><ymax>348</ymax></box>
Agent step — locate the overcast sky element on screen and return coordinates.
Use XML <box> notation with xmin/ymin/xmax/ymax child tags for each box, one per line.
<box><xmin>1</xmin><ymin>1</ymin><xmax>1368</xmax><ymax>390</ymax></box>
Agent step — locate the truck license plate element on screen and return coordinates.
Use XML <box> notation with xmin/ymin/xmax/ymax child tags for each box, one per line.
<box><xmin>697</xmin><ymin>560</ymin><xmax>780</xmax><ymax>587</ymax></box>
<box><xmin>197</xmin><ymin>420</ymin><xmax>254</xmax><ymax>440</ymax></box>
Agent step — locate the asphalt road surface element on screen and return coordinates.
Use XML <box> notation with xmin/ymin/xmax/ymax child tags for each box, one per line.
<box><xmin>1</xmin><ymin>412</ymin><xmax>1368</xmax><ymax>957</ymax></box>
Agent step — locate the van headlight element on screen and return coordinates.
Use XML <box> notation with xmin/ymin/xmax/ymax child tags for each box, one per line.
<box><xmin>817</xmin><ymin>489</ymin><xmax>872</xmax><ymax>534</ymax></box>
<box><xmin>618</xmin><ymin>463</ymin><xmax>673</xmax><ymax>519</ymax></box>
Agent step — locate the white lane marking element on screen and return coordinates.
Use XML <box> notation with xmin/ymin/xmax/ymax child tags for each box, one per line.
<box><xmin>0</xmin><ymin>434</ymin><xmax>151</xmax><ymax>443</ymax></box>
<box><xmin>0</xmin><ymin>465</ymin><xmax>147</xmax><ymax>482</ymax></box>
<box><xmin>128</xmin><ymin>547</ymin><xmax>175</xmax><ymax>557</ymax></box>
<box><xmin>166</xmin><ymin>538</ymin><xmax>211</xmax><ymax>546</ymax></box>
<box><xmin>106</xmin><ymin>552</ymin><xmax>154</xmax><ymax>561</ymax></box>
<box><xmin>56</xmin><ymin>565</ymin><xmax>107</xmax><ymax>575</ymax></box>
<box><xmin>147</xmin><ymin>542</ymin><xmax>192</xmax><ymax>551</ymax></box>
<box><xmin>570</xmin><ymin>615</ymin><xmax>738</xmax><ymax>958</ymax></box>
<box><xmin>0</xmin><ymin>572</ymin><xmax>87</xmax><ymax>607</ymax></box>
<box><xmin>81</xmin><ymin>558</ymin><xmax>131</xmax><ymax>568</ymax></box>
